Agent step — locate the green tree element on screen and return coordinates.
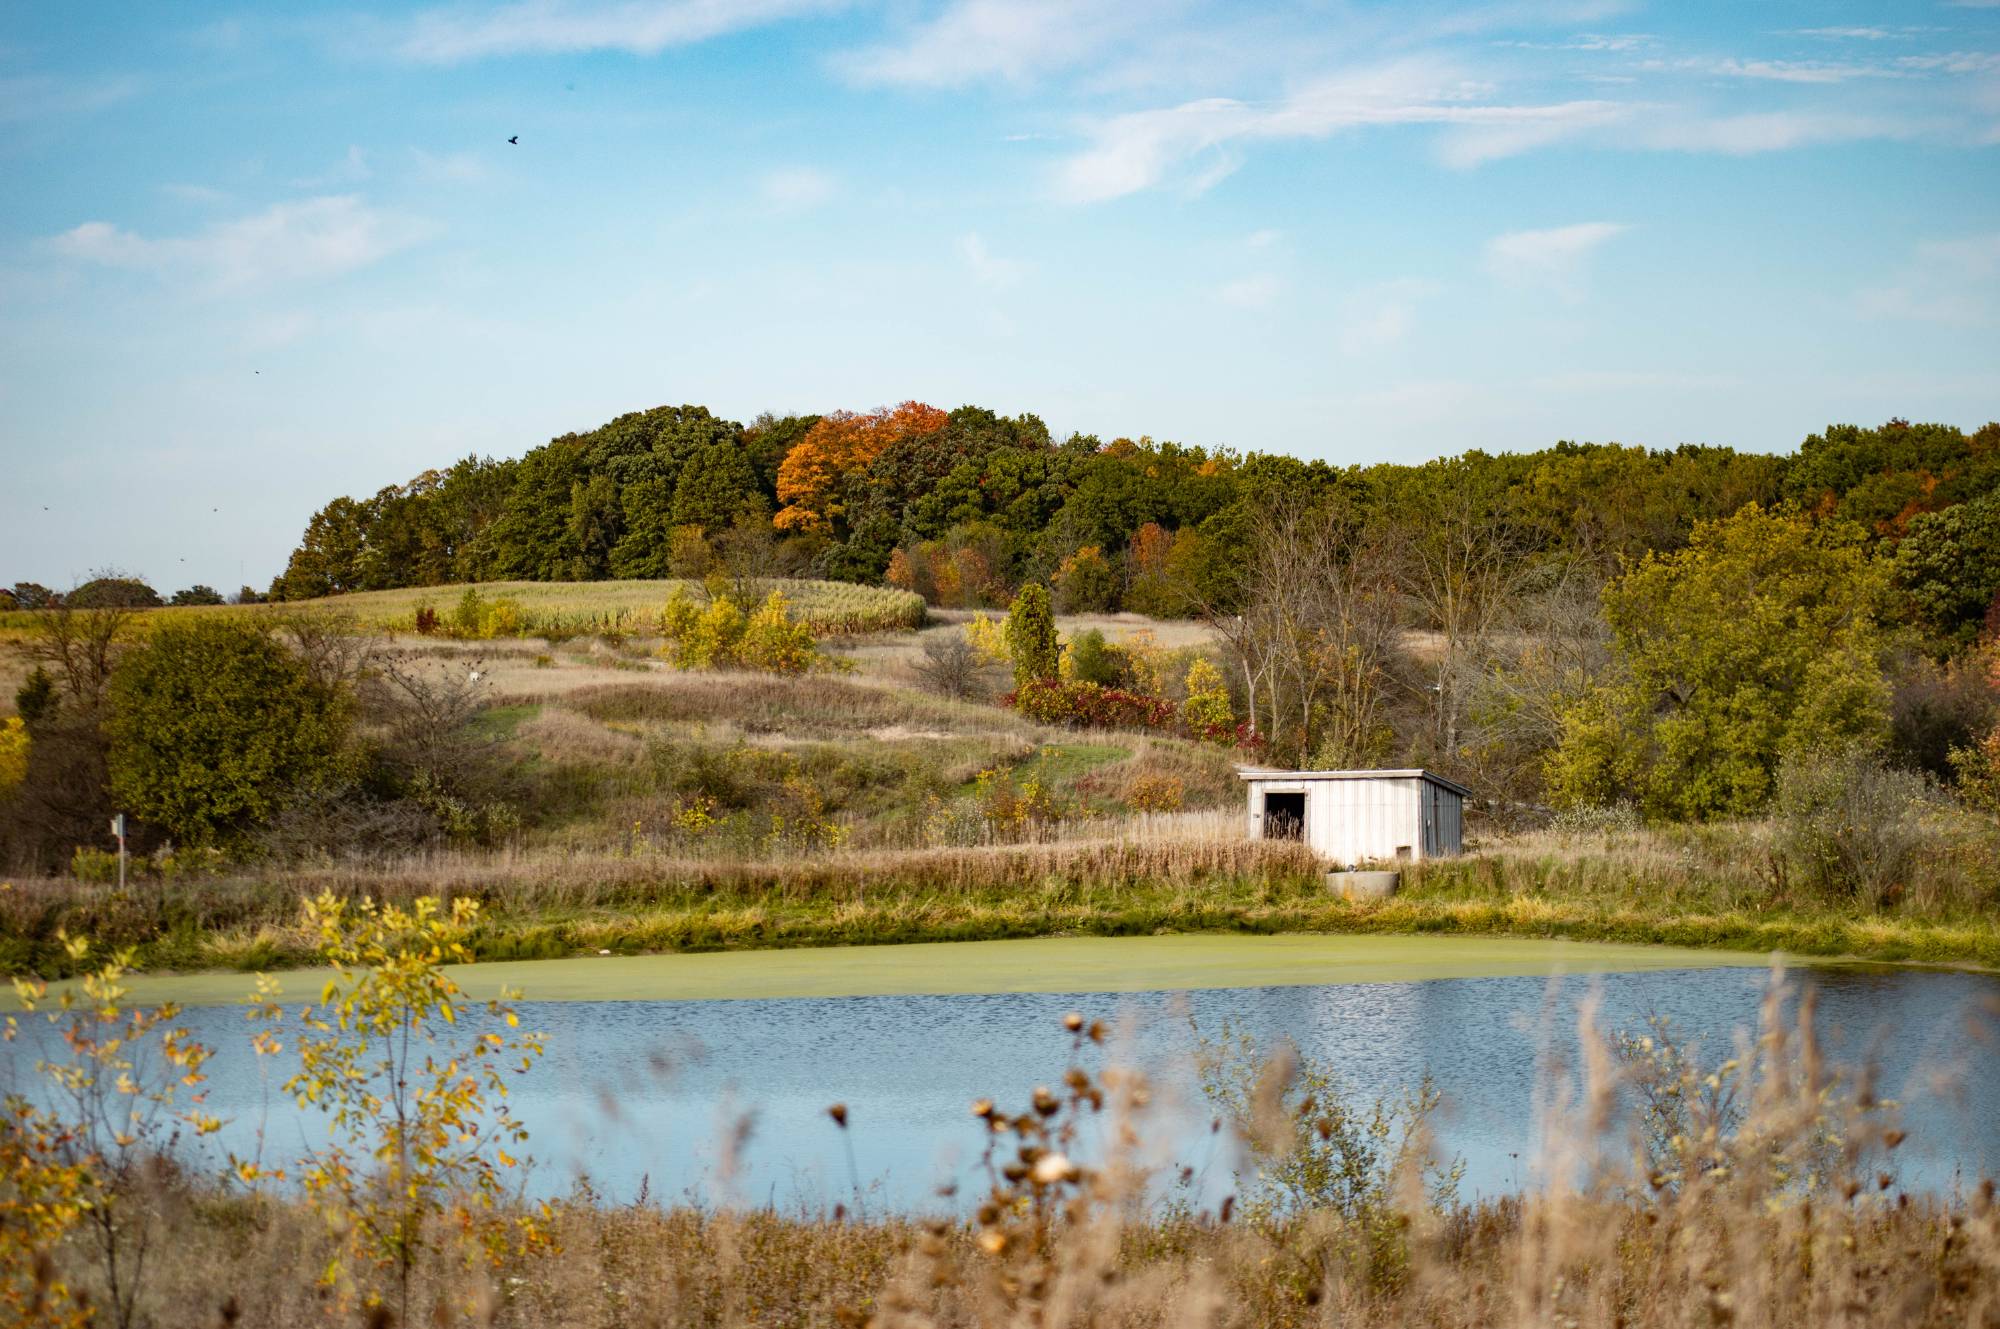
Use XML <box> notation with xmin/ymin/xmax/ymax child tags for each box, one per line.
<box><xmin>168</xmin><ymin>584</ymin><xmax>224</xmax><ymax>606</ymax></box>
<box><xmin>1894</xmin><ymin>490</ymin><xmax>2000</xmax><ymax>645</ymax></box>
<box><xmin>67</xmin><ymin>576</ymin><xmax>162</xmax><ymax>610</ymax></box>
<box><xmin>106</xmin><ymin>618</ymin><xmax>348</xmax><ymax>845</ymax></box>
<box><xmin>1548</xmin><ymin>505</ymin><xmax>1891</xmax><ymax>820</ymax></box>
<box><xmin>1004</xmin><ymin>582</ymin><xmax>1058</xmax><ymax>688</ymax></box>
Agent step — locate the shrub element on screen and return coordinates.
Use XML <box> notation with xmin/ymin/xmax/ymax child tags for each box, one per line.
<box><xmin>413</xmin><ymin>604</ymin><xmax>439</xmax><ymax>636</ymax></box>
<box><xmin>1063</xmin><ymin>629</ymin><xmax>1127</xmax><ymax>688</ymax></box>
<box><xmin>480</xmin><ymin>597</ymin><xmax>525</xmax><ymax>638</ymax></box>
<box><xmin>964</xmin><ymin>611</ymin><xmax>1010</xmax><ymax>664</ymax></box>
<box><xmin>0</xmin><ymin>717</ymin><xmax>26</xmax><ymax>792</ymax></box>
<box><xmin>737</xmin><ymin>590</ymin><xmax>818</xmax><ymax>674</ymax></box>
<box><xmin>15</xmin><ymin>667</ymin><xmax>57</xmax><ymax>724</ymax></box>
<box><xmin>451</xmin><ymin>587</ymin><xmax>485</xmax><ymax>638</ymax></box>
<box><xmin>911</xmin><ymin>632</ymin><xmax>984</xmax><ymax>699</ymax></box>
<box><xmin>665</xmin><ymin>596</ymin><xmax>747</xmax><ymax>669</ymax></box>
<box><xmin>168</xmin><ymin>584</ymin><xmax>225</xmax><ymax>606</ymax></box>
<box><xmin>1004</xmin><ymin>583</ymin><xmax>1058</xmax><ymax>688</ymax></box>
<box><xmin>265</xmin><ymin>894</ymin><xmax>550</xmax><ymax>1318</ymax></box>
<box><xmin>1126</xmin><ymin>774</ymin><xmax>1184</xmax><ymax>813</ymax></box>
<box><xmin>1773</xmin><ymin>746</ymin><xmax>1933</xmax><ymax>905</ymax></box>
<box><xmin>1013</xmin><ymin>678</ymin><xmax>1176</xmax><ymax>731</ymax></box>
<box><xmin>1181</xmin><ymin>657</ymin><xmax>1234</xmax><ymax>740</ymax></box>
<box><xmin>106</xmin><ymin>618</ymin><xmax>348</xmax><ymax>846</ymax></box>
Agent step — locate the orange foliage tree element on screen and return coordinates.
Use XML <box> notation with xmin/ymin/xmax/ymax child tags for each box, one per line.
<box><xmin>774</xmin><ymin>402</ymin><xmax>948</xmax><ymax>535</ymax></box>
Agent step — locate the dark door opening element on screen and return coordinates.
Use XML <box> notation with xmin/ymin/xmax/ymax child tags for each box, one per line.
<box><xmin>1263</xmin><ymin>791</ymin><xmax>1306</xmax><ymax>841</ymax></box>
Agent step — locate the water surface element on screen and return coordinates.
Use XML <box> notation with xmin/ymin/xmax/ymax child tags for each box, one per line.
<box><xmin>9</xmin><ymin>952</ymin><xmax>1992</xmax><ymax>1211</ymax></box>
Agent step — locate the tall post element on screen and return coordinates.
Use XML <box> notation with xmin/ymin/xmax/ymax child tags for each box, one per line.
<box><xmin>110</xmin><ymin>812</ymin><xmax>127</xmax><ymax>890</ymax></box>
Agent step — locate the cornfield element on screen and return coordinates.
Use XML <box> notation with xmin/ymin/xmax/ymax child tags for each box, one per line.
<box><xmin>0</xmin><ymin>579</ymin><xmax>928</xmax><ymax>643</ymax></box>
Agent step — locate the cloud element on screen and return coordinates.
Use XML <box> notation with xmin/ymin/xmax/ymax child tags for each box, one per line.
<box><xmin>1337</xmin><ymin>279</ymin><xmax>1440</xmax><ymax>351</ymax></box>
<box><xmin>958</xmin><ymin>232</ymin><xmax>1028</xmax><ymax>289</ymax></box>
<box><xmin>760</xmin><ymin>167</ymin><xmax>837</xmax><ymax>210</ymax></box>
<box><xmin>1245</xmin><ymin>228</ymin><xmax>1283</xmax><ymax>249</ymax></box>
<box><xmin>1054</xmin><ymin>58</ymin><xmax>1628</xmax><ymax>202</ymax></box>
<box><xmin>48</xmin><ymin>196</ymin><xmax>432</xmax><ymax>292</ymax></box>
<box><xmin>1217</xmin><ymin>274</ymin><xmax>1278</xmax><ymax>308</ymax></box>
<box><xmin>1791</xmin><ymin>27</ymin><xmax>1894</xmax><ymax>41</ymax></box>
<box><xmin>410</xmin><ymin>148</ymin><xmax>493</xmax><ymax>185</ymax></box>
<box><xmin>839</xmin><ymin>0</ymin><xmax>1149</xmax><ymax>88</ymax></box>
<box><xmin>1485</xmin><ymin>221</ymin><xmax>1627</xmax><ymax>296</ymax></box>
<box><xmin>1857</xmin><ymin>233</ymin><xmax>2000</xmax><ymax>325</ymax></box>
<box><xmin>0</xmin><ymin>73</ymin><xmax>142</xmax><ymax>123</ymax></box>
<box><xmin>294</xmin><ymin>145</ymin><xmax>372</xmax><ymax>188</ymax></box>
<box><xmin>1706</xmin><ymin>58</ymin><xmax>1902</xmax><ymax>84</ymax></box>
<box><xmin>1641</xmin><ymin>110</ymin><xmax>1917</xmax><ymax>154</ymax></box>
<box><xmin>394</xmin><ymin>0</ymin><xmax>838</xmax><ymax>62</ymax></box>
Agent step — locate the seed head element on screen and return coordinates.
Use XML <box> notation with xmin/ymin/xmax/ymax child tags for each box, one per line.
<box><xmin>1063</xmin><ymin>1012</ymin><xmax>1083</xmax><ymax>1032</ymax></box>
<box><xmin>828</xmin><ymin>1103</ymin><xmax>848</xmax><ymax>1129</ymax></box>
<box><xmin>1031</xmin><ymin>1152</ymin><xmax>1073</xmax><ymax>1185</ymax></box>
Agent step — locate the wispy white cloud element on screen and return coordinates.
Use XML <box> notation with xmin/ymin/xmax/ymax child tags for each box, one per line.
<box><xmin>1641</xmin><ymin>110</ymin><xmax>1918</xmax><ymax>154</ymax></box>
<box><xmin>294</xmin><ymin>144</ymin><xmax>372</xmax><ymax>188</ymax></box>
<box><xmin>48</xmin><ymin>196</ymin><xmax>432</xmax><ymax>293</ymax></box>
<box><xmin>410</xmin><ymin>148</ymin><xmax>493</xmax><ymax>185</ymax></box>
<box><xmin>1857</xmin><ymin>233</ymin><xmax>2000</xmax><ymax>325</ymax></box>
<box><xmin>394</xmin><ymin>0</ymin><xmax>838</xmax><ymax>62</ymax></box>
<box><xmin>1337</xmin><ymin>279</ymin><xmax>1441</xmax><ymax>352</ymax></box>
<box><xmin>1485</xmin><ymin>221</ymin><xmax>1627</xmax><ymax>297</ymax></box>
<box><xmin>1705</xmin><ymin>57</ymin><xmax>1903</xmax><ymax>84</ymax></box>
<box><xmin>1054</xmin><ymin>58</ymin><xmax>1627</xmax><ymax>202</ymax></box>
<box><xmin>0</xmin><ymin>72</ymin><xmax>142</xmax><ymax>123</ymax></box>
<box><xmin>958</xmin><ymin>232</ymin><xmax>1028</xmax><ymax>289</ymax></box>
<box><xmin>838</xmin><ymin>0</ymin><xmax>1152</xmax><ymax>88</ymax></box>
<box><xmin>1217</xmin><ymin>274</ymin><xmax>1279</xmax><ymax>309</ymax></box>
<box><xmin>760</xmin><ymin>166</ymin><xmax>837</xmax><ymax>211</ymax></box>
<box><xmin>1245</xmin><ymin>228</ymin><xmax>1283</xmax><ymax>249</ymax></box>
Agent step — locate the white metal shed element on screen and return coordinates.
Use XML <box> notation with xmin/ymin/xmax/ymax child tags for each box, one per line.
<box><xmin>1237</xmin><ymin>768</ymin><xmax>1470</xmax><ymax>867</ymax></box>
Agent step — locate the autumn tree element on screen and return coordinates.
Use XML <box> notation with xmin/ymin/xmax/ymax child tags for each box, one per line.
<box><xmin>773</xmin><ymin>402</ymin><xmax>948</xmax><ymax>537</ymax></box>
<box><xmin>1548</xmin><ymin>505</ymin><xmax>1892</xmax><ymax>820</ymax></box>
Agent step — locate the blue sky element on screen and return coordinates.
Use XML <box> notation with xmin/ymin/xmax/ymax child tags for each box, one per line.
<box><xmin>2</xmin><ymin>0</ymin><xmax>1997</xmax><ymax>593</ymax></box>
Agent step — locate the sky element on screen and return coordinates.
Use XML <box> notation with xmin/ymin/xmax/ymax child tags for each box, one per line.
<box><xmin>2</xmin><ymin>0</ymin><xmax>1998</xmax><ymax>594</ymax></box>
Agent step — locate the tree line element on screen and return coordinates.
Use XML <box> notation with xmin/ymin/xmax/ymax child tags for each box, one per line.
<box><xmin>267</xmin><ymin>406</ymin><xmax>1997</xmax><ymax>630</ymax></box>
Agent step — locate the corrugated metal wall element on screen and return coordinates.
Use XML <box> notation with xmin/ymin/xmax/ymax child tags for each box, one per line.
<box><xmin>1248</xmin><ymin>777</ymin><xmax>1464</xmax><ymax>866</ymax></box>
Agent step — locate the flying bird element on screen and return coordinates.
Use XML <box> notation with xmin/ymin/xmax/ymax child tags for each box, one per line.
<box><xmin>507</xmin><ymin>135</ymin><xmax>518</xmax><ymax>145</ymax></box>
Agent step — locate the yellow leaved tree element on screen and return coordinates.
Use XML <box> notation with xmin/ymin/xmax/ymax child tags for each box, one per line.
<box><xmin>260</xmin><ymin>893</ymin><xmax>550</xmax><ymax>1321</ymax></box>
<box><xmin>6</xmin><ymin>936</ymin><xmax>220</xmax><ymax>1329</ymax></box>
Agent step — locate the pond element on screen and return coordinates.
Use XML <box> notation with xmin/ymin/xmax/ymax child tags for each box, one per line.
<box><xmin>4</xmin><ymin>937</ymin><xmax>1996</xmax><ymax>1210</ymax></box>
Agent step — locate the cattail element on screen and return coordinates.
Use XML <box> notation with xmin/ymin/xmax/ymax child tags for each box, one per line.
<box><xmin>827</xmin><ymin>1102</ymin><xmax>848</xmax><ymax>1128</ymax></box>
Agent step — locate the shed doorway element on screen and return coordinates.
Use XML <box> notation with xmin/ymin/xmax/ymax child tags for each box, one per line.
<box><xmin>1263</xmin><ymin>791</ymin><xmax>1306</xmax><ymax>841</ymax></box>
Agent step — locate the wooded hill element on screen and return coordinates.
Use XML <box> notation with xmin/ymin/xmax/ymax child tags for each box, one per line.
<box><xmin>272</xmin><ymin>407</ymin><xmax>2000</xmax><ymax>644</ymax></box>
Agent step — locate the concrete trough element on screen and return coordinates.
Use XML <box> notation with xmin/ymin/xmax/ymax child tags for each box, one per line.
<box><xmin>1326</xmin><ymin>869</ymin><xmax>1401</xmax><ymax>901</ymax></box>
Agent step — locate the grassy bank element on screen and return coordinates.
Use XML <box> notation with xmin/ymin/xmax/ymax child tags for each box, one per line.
<box><xmin>4</xmin><ymin>823</ymin><xmax>1999</xmax><ymax>981</ymax></box>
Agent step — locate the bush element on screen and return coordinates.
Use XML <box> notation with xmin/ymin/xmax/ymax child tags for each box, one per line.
<box><xmin>1773</xmin><ymin>747</ymin><xmax>1933</xmax><ymax>906</ymax></box>
<box><xmin>911</xmin><ymin>633</ymin><xmax>984</xmax><ymax>699</ymax></box>
<box><xmin>14</xmin><ymin>667</ymin><xmax>56</xmax><ymax>724</ymax></box>
<box><xmin>1181</xmin><ymin>658</ymin><xmax>1233</xmax><ymax>741</ymax></box>
<box><xmin>737</xmin><ymin>591</ymin><xmax>818</xmax><ymax>674</ymax></box>
<box><xmin>106</xmin><ymin>618</ymin><xmax>349</xmax><ymax>846</ymax></box>
<box><xmin>1013</xmin><ymin>678</ymin><xmax>1176</xmax><ymax>731</ymax></box>
<box><xmin>0</xmin><ymin>717</ymin><xmax>26</xmax><ymax>792</ymax></box>
<box><xmin>169</xmin><ymin>584</ymin><xmax>225</xmax><ymax>606</ymax></box>
<box><xmin>1064</xmin><ymin>629</ymin><xmax>1127</xmax><ymax>688</ymax></box>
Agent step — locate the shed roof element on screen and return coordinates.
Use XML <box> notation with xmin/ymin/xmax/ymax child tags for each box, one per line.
<box><xmin>1235</xmin><ymin>768</ymin><xmax>1473</xmax><ymax>799</ymax></box>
